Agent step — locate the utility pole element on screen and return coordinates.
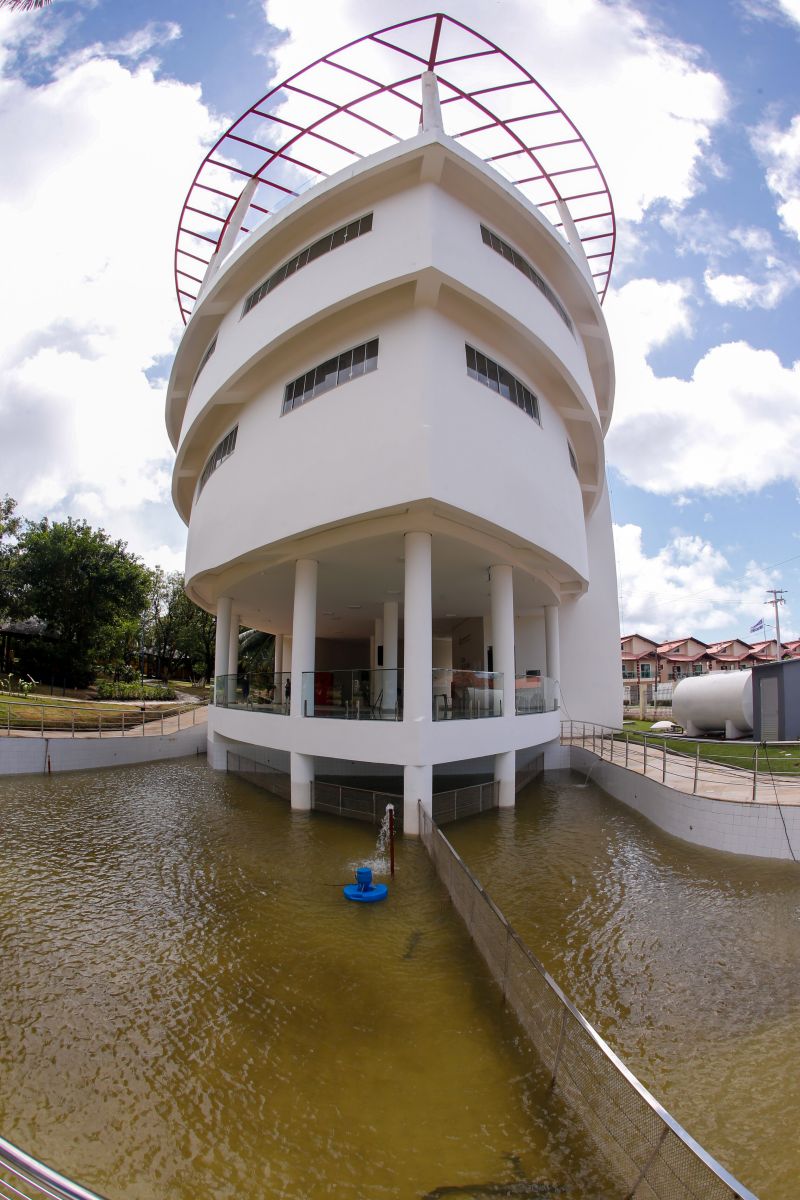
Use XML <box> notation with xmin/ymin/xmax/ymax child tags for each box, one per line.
<box><xmin>765</xmin><ymin>589</ymin><xmax>786</xmax><ymax>660</ymax></box>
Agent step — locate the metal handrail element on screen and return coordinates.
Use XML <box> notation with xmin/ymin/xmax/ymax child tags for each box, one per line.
<box><xmin>1</xmin><ymin>698</ymin><xmax>205</xmax><ymax>738</ymax></box>
<box><xmin>419</xmin><ymin>805</ymin><xmax>758</xmax><ymax>1200</ymax></box>
<box><xmin>0</xmin><ymin>1134</ymin><xmax>108</xmax><ymax>1200</ymax></box>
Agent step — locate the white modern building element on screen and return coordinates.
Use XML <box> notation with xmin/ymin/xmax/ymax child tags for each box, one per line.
<box><xmin>166</xmin><ymin>16</ymin><xmax>622</xmax><ymax>833</ymax></box>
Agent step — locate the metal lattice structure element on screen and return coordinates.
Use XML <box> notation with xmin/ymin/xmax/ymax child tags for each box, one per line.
<box><xmin>175</xmin><ymin>12</ymin><xmax>615</xmax><ymax>323</ymax></box>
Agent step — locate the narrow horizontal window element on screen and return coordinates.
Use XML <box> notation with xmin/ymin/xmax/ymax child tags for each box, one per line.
<box><xmin>480</xmin><ymin>225</ymin><xmax>573</xmax><ymax>333</ymax></box>
<box><xmin>198</xmin><ymin>425</ymin><xmax>238</xmax><ymax>495</ymax></box>
<box><xmin>465</xmin><ymin>345</ymin><xmax>540</xmax><ymax>425</ymax></box>
<box><xmin>243</xmin><ymin>212</ymin><xmax>374</xmax><ymax>317</ymax></box>
<box><xmin>282</xmin><ymin>339</ymin><xmax>379</xmax><ymax>415</ymax></box>
<box><xmin>189</xmin><ymin>333</ymin><xmax>218</xmax><ymax>395</ymax></box>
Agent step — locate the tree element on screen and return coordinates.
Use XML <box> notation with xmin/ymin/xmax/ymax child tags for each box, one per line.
<box><xmin>172</xmin><ymin>589</ymin><xmax>216</xmax><ymax>681</ymax></box>
<box><xmin>0</xmin><ymin>496</ymin><xmax>21</xmax><ymax>618</ymax></box>
<box><xmin>11</xmin><ymin>518</ymin><xmax>151</xmax><ymax>686</ymax></box>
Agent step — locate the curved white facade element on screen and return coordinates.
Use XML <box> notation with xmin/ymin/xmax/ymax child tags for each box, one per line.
<box><xmin>167</xmin><ymin>90</ymin><xmax>622</xmax><ymax>832</ymax></box>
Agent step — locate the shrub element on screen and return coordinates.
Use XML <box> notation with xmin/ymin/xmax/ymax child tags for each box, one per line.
<box><xmin>95</xmin><ymin>681</ymin><xmax>177</xmax><ymax>701</ymax></box>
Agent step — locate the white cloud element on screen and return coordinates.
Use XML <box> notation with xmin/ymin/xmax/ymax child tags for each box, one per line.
<box><xmin>0</xmin><ymin>17</ymin><xmax>223</xmax><ymax>568</ymax></box>
<box><xmin>605</xmin><ymin>278</ymin><xmax>800</xmax><ymax>494</ymax></box>
<box><xmin>614</xmin><ymin>523</ymin><xmax>780</xmax><ymax>641</ymax></box>
<box><xmin>703</xmin><ymin>267</ymin><xmax>797</xmax><ymax>307</ymax></box>
<box><xmin>741</xmin><ymin>0</ymin><xmax>800</xmax><ymax>28</ymax></box>
<box><xmin>264</xmin><ymin>0</ymin><xmax>728</xmax><ymax>225</ymax></box>
<box><xmin>753</xmin><ymin>114</ymin><xmax>800</xmax><ymax>240</ymax></box>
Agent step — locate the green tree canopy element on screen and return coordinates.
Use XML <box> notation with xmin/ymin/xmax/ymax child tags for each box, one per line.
<box><xmin>11</xmin><ymin>517</ymin><xmax>150</xmax><ymax>685</ymax></box>
<box><xmin>0</xmin><ymin>495</ymin><xmax>21</xmax><ymax>617</ymax></box>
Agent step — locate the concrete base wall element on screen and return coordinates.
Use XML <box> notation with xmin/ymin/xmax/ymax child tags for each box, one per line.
<box><xmin>0</xmin><ymin>725</ymin><xmax>207</xmax><ymax>776</ymax></box>
<box><xmin>550</xmin><ymin>743</ymin><xmax>800</xmax><ymax>861</ymax></box>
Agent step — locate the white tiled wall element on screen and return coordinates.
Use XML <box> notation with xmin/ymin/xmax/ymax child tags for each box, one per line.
<box><xmin>0</xmin><ymin>726</ymin><xmax>207</xmax><ymax>776</ymax></box>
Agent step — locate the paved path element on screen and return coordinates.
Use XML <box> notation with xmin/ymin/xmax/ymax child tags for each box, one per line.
<box><xmin>565</xmin><ymin>730</ymin><xmax>800</xmax><ymax>807</ymax></box>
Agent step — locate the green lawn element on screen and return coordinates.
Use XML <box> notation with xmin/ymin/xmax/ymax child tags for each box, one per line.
<box><xmin>615</xmin><ymin>723</ymin><xmax>800</xmax><ymax>776</ymax></box>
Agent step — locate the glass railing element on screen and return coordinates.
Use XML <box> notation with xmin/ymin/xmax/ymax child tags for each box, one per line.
<box><xmin>301</xmin><ymin>669</ymin><xmax>403</xmax><ymax>720</ymax></box>
<box><xmin>213</xmin><ymin>672</ymin><xmax>291</xmax><ymax>713</ymax></box>
<box><xmin>514</xmin><ymin>674</ymin><xmax>558</xmax><ymax>714</ymax></box>
<box><xmin>432</xmin><ymin>669</ymin><xmax>503</xmax><ymax>720</ymax></box>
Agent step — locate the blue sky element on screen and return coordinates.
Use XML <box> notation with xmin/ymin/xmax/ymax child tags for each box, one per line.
<box><xmin>0</xmin><ymin>0</ymin><xmax>798</xmax><ymax>643</ymax></box>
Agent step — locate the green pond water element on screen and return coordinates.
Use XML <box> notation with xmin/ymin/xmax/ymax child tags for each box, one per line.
<box><xmin>0</xmin><ymin>760</ymin><xmax>607</xmax><ymax>1200</ymax></box>
<box><xmin>449</xmin><ymin>774</ymin><xmax>800</xmax><ymax>1200</ymax></box>
<box><xmin>0</xmin><ymin>761</ymin><xmax>795</xmax><ymax>1199</ymax></box>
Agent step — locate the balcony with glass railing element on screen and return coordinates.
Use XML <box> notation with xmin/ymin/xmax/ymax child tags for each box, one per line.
<box><xmin>214</xmin><ymin>671</ymin><xmax>291</xmax><ymax>713</ymax></box>
<box><xmin>215</xmin><ymin>668</ymin><xmax>556</xmax><ymax>722</ymax></box>
<box><xmin>301</xmin><ymin>669</ymin><xmax>403</xmax><ymax>720</ymax></box>
<box><xmin>514</xmin><ymin>674</ymin><xmax>558</xmax><ymax>715</ymax></box>
<box><xmin>432</xmin><ymin>669</ymin><xmax>503</xmax><ymax>720</ymax></box>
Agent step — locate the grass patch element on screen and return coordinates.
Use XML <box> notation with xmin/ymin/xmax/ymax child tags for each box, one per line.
<box><xmin>614</xmin><ymin>727</ymin><xmax>800</xmax><ymax>776</ymax></box>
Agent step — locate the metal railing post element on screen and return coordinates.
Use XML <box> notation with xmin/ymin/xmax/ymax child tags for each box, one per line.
<box><xmin>610</xmin><ymin>732</ymin><xmax>614</xmax><ymax>762</ymax></box>
<box><xmin>592</xmin><ymin>726</ymin><xmax>596</xmax><ymax>754</ymax></box>
<box><xmin>40</xmin><ymin>705</ymin><xmax>44</xmax><ymax>736</ymax></box>
<box><xmin>142</xmin><ymin>709</ymin><xmax>145</xmax><ymax>736</ymax></box>
<box><xmin>71</xmin><ymin>713</ymin><xmax>75</xmax><ymax>739</ymax></box>
<box><xmin>161</xmin><ymin>712</ymin><xmax>164</xmax><ymax>735</ymax></box>
<box><xmin>98</xmin><ymin>714</ymin><xmax>102</xmax><ymax>738</ymax></box>
<box><xmin>693</xmin><ymin>743</ymin><xmax>699</xmax><ymax>795</ymax></box>
<box><xmin>662</xmin><ymin>738</ymin><xmax>667</xmax><ymax>783</ymax></box>
<box><xmin>643</xmin><ymin>735</ymin><xmax>648</xmax><ymax>775</ymax></box>
<box><xmin>625</xmin><ymin>733</ymin><xmax>629</xmax><ymax>768</ymax></box>
<box><xmin>752</xmin><ymin>747</ymin><xmax>758</xmax><ymax>803</ymax></box>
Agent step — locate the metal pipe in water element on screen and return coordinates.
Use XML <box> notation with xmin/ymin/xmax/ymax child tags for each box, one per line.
<box><xmin>387</xmin><ymin>803</ymin><xmax>395</xmax><ymax>877</ymax></box>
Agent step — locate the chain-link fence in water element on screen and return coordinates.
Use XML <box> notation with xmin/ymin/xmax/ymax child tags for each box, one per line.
<box><xmin>419</xmin><ymin>806</ymin><xmax>758</xmax><ymax>1200</ymax></box>
<box><xmin>227</xmin><ymin>752</ymin><xmax>292</xmax><ymax>801</ymax></box>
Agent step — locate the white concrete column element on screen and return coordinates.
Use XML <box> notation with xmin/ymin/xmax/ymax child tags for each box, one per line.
<box><xmin>495</xmin><ymin>749</ymin><xmax>516</xmax><ymax>809</ymax></box>
<box><xmin>545</xmin><ymin>605</ymin><xmax>561</xmax><ymax>709</ymax></box>
<box><xmin>274</xmin><ymin>633</ymin><xmax>284</xmax><ymax>678</ymax></box>
<box><xmin>404</xmin><ymin>532</ymin><xmax>432</xmax><ymax>725</ymax></box>
<box><xmin>383</xmin><ymin>601</ymin><xmax>398</xmax><ymax>714</ymax></box>
<box><xmin>227</xmin><ymin>613</ymin><xmax>239</xmax><ymax>702</ymax></box>
<box><xmin>404</xmin><ymin>763</ymin><xmax>432</xmax><ymax>836</ymax></box>
<box><xmin>290</xmin><ymin>751</ymin><xmax>314</xmax><ymax>811</ymax></box>
<box><xmin>213</xmin><ymin>596</ymin><xmax>232</xmax><ymax>704</ymax></box>
<box><xmin>291</xmin><ymin>559</ymin><xmax>317</xmax><ymax>719</ymax></box>
<box><xmin>490</xmin><ymin>565</ymin><xmax>515</xmax><ymax>719</ymax></box>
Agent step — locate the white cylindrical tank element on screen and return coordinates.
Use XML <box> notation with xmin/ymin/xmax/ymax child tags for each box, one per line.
<box><xmin>672</xmin><ymin>671</ymin><xmax>753</xmax><ymax>739</ymax></box>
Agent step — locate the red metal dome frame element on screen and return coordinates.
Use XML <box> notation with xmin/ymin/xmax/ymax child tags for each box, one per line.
<box><xmin>174</xmin><ymin>12</ymin><xmax>615</xmax><ymax>323</ymax></box>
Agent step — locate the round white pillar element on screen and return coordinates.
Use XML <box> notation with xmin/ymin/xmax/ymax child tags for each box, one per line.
<box><xmin>494</xmin><ymin>749</ymin><xmax>516</xmax><ymax>808</ymax></box>
<box><xmin>214</xmin><ymin>596</ymin><xmax>233</xmax><ymax>704</ymax></box>
<box><xmin>545</xmin><ymin>605</ymin><xmax>561</xmax><ymax>708</ymax></box>
<box><xmin>291</xmin><ymin>559</ymin><xmax>318</xmax><ymax>719</ymax></box>
<box><xmin>383</xmin><ymin>602</ymin><xmax>398</xmax><ymax>714</ymax></box>
<box><xmin>227</xmin><ymin>613</ymin><xmax>240</xmax><ymax>702</ymax></box>
<box><xmin>403</xmin><ymin>763</ymin><xmax>431</xmax><ymax>836</ymax></box>
<box><xmin>490</xmin><ymin>564</ymin><xmax>515</xmax><ymax>719</ymax></box>
<box><xmin>404</xmin><ymin>532</ymin><xmax>432</xmax><ymax>725</ymax></box>
<box><xmin>290</xmin><ymin>751</ymin><xmax>314</xmax><ymax>811</ymax></box>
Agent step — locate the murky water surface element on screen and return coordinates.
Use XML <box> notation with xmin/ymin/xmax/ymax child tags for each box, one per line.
<box><xmin>449</xmin><ymin>775</ymin><xmax>800</xmax><ymax>1200</ymax></box>
<box><xmin>0</xmin><ymin>761</ymin><xmax>609</xmax><ymax>1200</ymax></box>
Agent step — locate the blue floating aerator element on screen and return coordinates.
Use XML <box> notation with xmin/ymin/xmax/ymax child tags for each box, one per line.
<box><xmin>343</xmin><ymin>865</ymin><xmax>388</xmax><ymax>903</ymax></box>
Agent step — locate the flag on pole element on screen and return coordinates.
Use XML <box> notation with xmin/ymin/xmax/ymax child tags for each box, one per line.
<box><xmin>750</xmin><ymin>618</ymin><xmax>764</xmax><ymax>633</ymax></box>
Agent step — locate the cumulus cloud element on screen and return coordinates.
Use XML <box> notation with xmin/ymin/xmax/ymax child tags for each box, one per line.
<box><xmin>0</xmin><ymin>14</ymin><xmax>223</xmax><ymax>567</ymax></box>
<box><xmin>753</xmin><ymin>114</ymin><xmax>800</xmax><ymax>240</ymax></box>
<box><xmin>605</xmin><ymin>278</ymin><xmax>800</xmax><ymax>494</ymax></box>
<box><xmin>264</xmin><ymin>0</ymin><xmax>728</xmax><ymax>225</ymax></box>
<box><xmin>703</xmin><ymin>267</ymin><xmax>797</xmax><ymax>307</ymax></box>
<box><xmin>614</xmin><ymin>523</ymin><xmax>782</xmax><ymax>641</ymax></box>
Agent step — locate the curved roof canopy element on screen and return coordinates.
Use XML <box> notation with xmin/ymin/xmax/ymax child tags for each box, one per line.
<box><xmin>175</xmin><ymin>12</ymin><xmax>615</xmax><ymax>323</ymax></box>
